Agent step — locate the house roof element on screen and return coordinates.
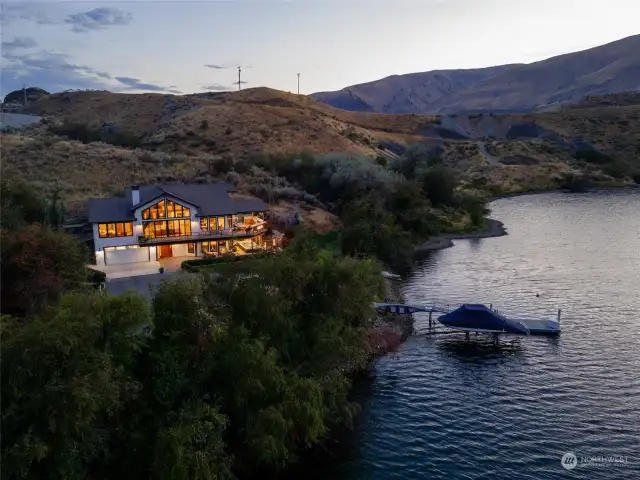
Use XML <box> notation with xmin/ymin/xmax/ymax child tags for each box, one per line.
<box><xmin>88</xmin><ymin>182</ymin><xmax>268</xmax><ymax>223</ymax></box>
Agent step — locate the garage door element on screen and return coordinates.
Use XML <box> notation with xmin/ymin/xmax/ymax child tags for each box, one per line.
<box><xmin>104</xmin><ymin>246</ymin><xmax>150</xmax><ymax>265</ymax></box>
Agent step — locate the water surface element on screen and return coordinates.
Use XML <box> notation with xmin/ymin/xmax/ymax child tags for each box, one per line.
<box><xmin>305</xmin><ymin>190</ymin><xmax>640</xmax><ymax>479</ymax></box>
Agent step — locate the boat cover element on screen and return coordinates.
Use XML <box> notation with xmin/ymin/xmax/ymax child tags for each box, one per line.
<box><xmin>438</xmin><ymin>304</ymin><xmax>530</xmax><ymax>334</ymax></box>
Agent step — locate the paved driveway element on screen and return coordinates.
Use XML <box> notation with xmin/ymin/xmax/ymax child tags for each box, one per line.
<box><xmin>106</xmin><ymin>271</ymin><xmax>189</xmax><ymax>301</ymax></box>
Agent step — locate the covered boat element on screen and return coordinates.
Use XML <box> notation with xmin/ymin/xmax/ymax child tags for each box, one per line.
<box><xmin>437</xmin><ymin>304</ymin><xmax>530</xmax><ymax>335</ymax></box>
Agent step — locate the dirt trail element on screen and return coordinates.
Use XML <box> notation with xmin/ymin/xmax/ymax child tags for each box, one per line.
<box><xmin>476</xmin><ymin>141</ymin><xmax>500</xmax><ymax>165</ymax></box>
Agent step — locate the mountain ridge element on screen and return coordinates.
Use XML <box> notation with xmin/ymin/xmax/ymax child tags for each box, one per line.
<box><xmin>312</xmin><ymin>35</ymin><xmax>640</xmax><ymax>114</ymax></box>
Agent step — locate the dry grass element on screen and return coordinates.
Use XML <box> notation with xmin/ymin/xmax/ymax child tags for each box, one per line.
<box><xmin>0</xmin><ymin>132</ymin><xmax>337</xmax><ymax>230</ymax></box>
<box><xmin>5</xmin><ymin>87</ymin><xmax>638</xmax><ymax>210</ymax></box>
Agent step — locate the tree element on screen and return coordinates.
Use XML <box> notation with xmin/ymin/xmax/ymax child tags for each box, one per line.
<box><xmin>421</xmin><ymin>166</ymin><xmax>458</xmax><ymax>206</ymax></box>
<box><xmin>1</xmin><ymin>224</ymin><xmax>88</xmax><ymax>317</ymax></box>
<box><xmin>0</xmin><ymin>180</ymin><xmax>46</xmax><ymax>230</ymax></box>
<box><xmin>340</xmin><ymin>193</ymin><xmax>413</xmax><ymax>263</ymax></box>
<box><xmin>1</xmin><ymin>292</ymin><xmax>151</xmax><ymax>480</ymax></box>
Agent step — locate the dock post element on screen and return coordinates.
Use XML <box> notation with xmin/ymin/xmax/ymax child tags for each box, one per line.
<box><xmin>557</xmin><ymin>309</ymin><xmax>562</xmax><ymax>325</ymax></box>
<box><xmin>428</xmin><ymin>310</ymin><xmax>433</xmax><ymax>329</ymax></box>
<box><xmin>489</xmin><ymin>303</ymin><xmax>493</xmax><ymax>310</ymax></box>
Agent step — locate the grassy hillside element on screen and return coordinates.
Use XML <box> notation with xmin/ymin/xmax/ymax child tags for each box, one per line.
<box><xmin>2</xmin><ymin>88</ymin><xmax>638</xmax><ymax>215</ymax></box>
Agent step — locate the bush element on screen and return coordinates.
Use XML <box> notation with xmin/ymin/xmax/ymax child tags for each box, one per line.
<box><xmin>374</xmin><ymin>155</ymin><xmax>388</xmax><ymax>167</ymax></box>
<box><xmin>1</xmin><ymin>224</ymin><xmax>88</xmax><ymax>317</ymax></box>
<box><xmin>49</xmin><ymin>121</ymin><xmax>142</xmax><ymax>148</ymax></box>
<box><xmin>574</xmin><ymin>148</ymin><xmax>614</xmax><ymax>165</ymax></box>
<box><xmin>181</xmin><ymin>252</ymin><xmax>274</xmax><ymax>271</ymax></box>
<box><xmin>560</xmin><ymin>172</ymin><xmax>591</xmax><ymax>192</ymax></box>
<box><xmin>421</xmin><ymin>166</ymin><xmax>458</xmax><ymax>206</ymax></box>
<box><xmin>86</xmin><ymin>267</ymin><xmax>107</xmax><ymax>284</ymax></box>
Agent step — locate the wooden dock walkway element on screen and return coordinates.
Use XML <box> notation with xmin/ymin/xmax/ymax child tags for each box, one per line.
<box><xmin>375</xmin><ymin>302</ymin><xmax>562</xmax><ymax>335</ymax></box>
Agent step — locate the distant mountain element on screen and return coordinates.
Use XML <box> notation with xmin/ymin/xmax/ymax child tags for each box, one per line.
<box><xmin>312</xmin><ymin>35</ymin><xmax>640</xmax><ymax>114</ymax></box>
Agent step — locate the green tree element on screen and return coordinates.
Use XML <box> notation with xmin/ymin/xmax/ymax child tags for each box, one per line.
<box><xmin>1</xmin><ymin>292</ymin><xmax>151</xmax><ymax>480</ymax></box>
<box><xmin>0</xmin><ymin>180</ymin><xmax>46</xmax><ymax>230</ymax></box>
<box><xmin>421</xmin><ymin>166</ymin><xmax>458</xmax><ymax>206</ymax></box>
<box><xmin>340</xmin><ymin>193</ymin><xmax>413</xmax><ymax>263</ymax></box>
<box><xmin>1</xmin><ymin>224</ymin><xmax>88</xmax><ymax>317</ymax></box>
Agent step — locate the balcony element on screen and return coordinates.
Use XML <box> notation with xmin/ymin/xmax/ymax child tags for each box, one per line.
<box><xmin>138</xmin><ymin>223</ymin><xmax>268</xmax><ymax>246</ymax></box>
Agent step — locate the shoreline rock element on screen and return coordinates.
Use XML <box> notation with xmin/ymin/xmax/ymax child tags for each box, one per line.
<box><xmin>416</xmin><ymin>218</ymin><xmax>507</xmax><ymax>253</ymax></box>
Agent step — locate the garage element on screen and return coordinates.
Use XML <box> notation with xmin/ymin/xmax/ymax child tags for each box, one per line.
<box><xmin>104</xmin><ymin>246</ymin><xmax>150</xmax><ymax>265</ymax></box>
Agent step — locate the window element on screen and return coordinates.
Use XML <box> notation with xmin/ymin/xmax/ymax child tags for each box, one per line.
<box><xmin>142</xmin><ymin>199</ymin><xmax>191</xmax><ymax>220</ymax></box>
<box><xmin>200</xmin><ymin>218</ymin><xmax>208</xmax><ymax>231</ymax></box>
<box><xmin>98</xmin><ymin>222</ymin><xmax>134</xmax><ymax>238</ymax></box>
<box><xmin>217</xmin><ymin>217</ymin><xmax>225</xmax><ymax>230</ymax></box>
<box><xmin>143</xmin><ymin>219</ymin><xmax>191</xmax><ymax>238</ymax></box>
<box><xmin>188</xmin><ymin>243</ymin><xmax>195</xmax><ymax>254</ymax></box>
<box><xmin>142</xmin><ymin>199</ymin><xmax>193</xmax><ymax>238</ymax></box>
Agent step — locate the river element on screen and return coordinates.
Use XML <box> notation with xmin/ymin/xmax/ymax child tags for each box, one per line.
<box><xmin>299</xmin><ymin>190</ymin><xmax>640</xmax><ymax>479</ymax></box>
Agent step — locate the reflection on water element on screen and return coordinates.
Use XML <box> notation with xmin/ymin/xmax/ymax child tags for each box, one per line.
<box><xmin>288</xmin><ymin>190</ymin><xmax>640</xmax><ymax>480</ymax></box>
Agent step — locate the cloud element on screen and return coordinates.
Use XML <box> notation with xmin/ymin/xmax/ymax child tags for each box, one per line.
<box><xmin>1</xmin><ymin>4</ymin><xmax>133</xmax><ymax>33</ymax></box>
<box><xmin>1</xmin><ymin>36</ymin><xmax>38</xmax><ymax>53</ymax></box>
<box><xmin>1</xmin><ymin>43</ymin><xmax>180</xmax><ymax>96</ymax></box>
<box><xmin>65</xmin><ymin>7</ymin><xmax>133</xmax><ymax>33</ymax></box>
<box><xmin>1</xmin><ymin>43</ymin><xmax>113</xmax><ymax>94</ymax></box>
<box><xmin>115</xmin><ymin>77</ymin><xmax>182</xmax><ymax>94</ymax></box>
<box><xmin>202</xmin><ymin>84</ymin><xmax>233</xmax><ymax>92</ymax></box>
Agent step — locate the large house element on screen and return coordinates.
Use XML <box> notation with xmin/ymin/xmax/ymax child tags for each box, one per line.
<box><xmin>88</xmin><ymin>183</ymin><xmax>279</xmax><ymax>266</ymax></box>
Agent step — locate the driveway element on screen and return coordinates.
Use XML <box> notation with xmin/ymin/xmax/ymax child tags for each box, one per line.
<box><xmin>106</xmin><ymin>271</ymin><xmax>191</xmax><ymax>301</ymax></box>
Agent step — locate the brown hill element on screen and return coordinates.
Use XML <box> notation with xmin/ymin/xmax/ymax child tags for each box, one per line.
<box><xmin>2</xmin><ymin>88</ymin><xmax>638</xmax><ymax>212</ymax></box>
<box><xmin>311</xmin><ymin>65</ymin><xmax>517</xmax><ymax>114</ymax></box>
<box><xmin>23</xmin><ymin>87</ymin><xmax>440</xmax><ymax>158</ymax></box>
<box><xmin>312</xmin><ymin>35</ymin><xmax>640</xmax><ymax>114</ymax></box>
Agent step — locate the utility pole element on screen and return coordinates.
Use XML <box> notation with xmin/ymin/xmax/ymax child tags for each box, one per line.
<box><xmin>237</xmin><ymin>66</ymin><xmax>242</xmax><ymax>91</ymax></box>
<box><xmin>297</xmin><ymin>73</ymin><xmax>300</xmax><ymax>95</ymax></box>
<box><xmin>23</xmin><ymin>84</ymin><xmax>27</xmax><ymax>106</ymax></box>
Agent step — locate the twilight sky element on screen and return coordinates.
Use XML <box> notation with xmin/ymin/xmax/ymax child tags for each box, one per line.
<box><xmin>1</xmin><ymin>0</ymin><xmax>638</xmax><ymax>97</ymax></box>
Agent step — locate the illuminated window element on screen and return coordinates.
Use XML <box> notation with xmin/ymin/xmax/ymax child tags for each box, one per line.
<box><xmin>200</xmin><ymin>218</ymin><xmax>208</xmax><ymax>231</ymax></box>
<box><xmin>142</xmin><ymin>199</ymin><xmax>191</xmax><ymax>221</ymax></box>
<box><xmin>98</xmin><ymin>222</ymin><xmax>134</xmax><ymax>238</ymax></box>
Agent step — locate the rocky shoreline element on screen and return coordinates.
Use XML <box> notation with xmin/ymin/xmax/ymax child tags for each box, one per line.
<box><xmin>416</xmin><ymin>218</ymin><xmax>507</xmax><ymax>253</ymax></box>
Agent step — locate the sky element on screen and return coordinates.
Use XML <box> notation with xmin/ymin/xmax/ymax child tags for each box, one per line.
<box><xmin>1</xmin><ymin>0</ymin><xmax>639</xmax><ymax>97</ymax></box>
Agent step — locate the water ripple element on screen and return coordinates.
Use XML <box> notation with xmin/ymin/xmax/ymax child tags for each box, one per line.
<box><xmin>307</xmin><ymin>191</ymin><xmax>640</xmax><ymax>480</ymax></box>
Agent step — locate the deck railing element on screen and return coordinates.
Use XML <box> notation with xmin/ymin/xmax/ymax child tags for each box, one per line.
<box><xmin>138</xmin><ymin>225</ymin><xmax>266</xmax><ymax>245</ymax></box>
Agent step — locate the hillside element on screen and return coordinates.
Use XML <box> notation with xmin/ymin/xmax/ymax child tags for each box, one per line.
<box><xmin>311</xmin><ymin>65</ymin><xmax>517</xmax><ymax>114</ymax></box>
<box><xmin>2</xmin><ymin>88</ymin><xmax>638</xmax><ymax>215</ymax></box>
<box><xmin>312</xmin><ymin>34</ymin><xmax>640</xmax><ymax>114</ymax></box>
<box><xmin>2</xmin><ymin>87</ymin><xmax>50</xmax><ymax>106</ymax></box>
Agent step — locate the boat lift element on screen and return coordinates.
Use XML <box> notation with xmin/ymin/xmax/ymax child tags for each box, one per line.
<box><xmin>375</xmin><ymin>302</ymin><xmax>562</xmax><ymax>337</ymax></box>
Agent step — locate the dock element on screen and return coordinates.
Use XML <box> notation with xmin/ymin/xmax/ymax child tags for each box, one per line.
<box><xmin>375</xmin><ymin>302</ymin><xmax>562</xmax><ymax>336</ymax></box>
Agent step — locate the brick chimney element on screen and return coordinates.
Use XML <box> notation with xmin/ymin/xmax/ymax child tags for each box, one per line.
<box><xmin>131</xmin><ymin>185</ymin><xmax>140</xmax><ymax>206</ymax></box>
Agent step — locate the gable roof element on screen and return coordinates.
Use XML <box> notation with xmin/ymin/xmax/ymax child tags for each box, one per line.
<box><xmin>88</xmin><ymin>182</ymin><xmax>268</xmax><ymax>223</ymax></box>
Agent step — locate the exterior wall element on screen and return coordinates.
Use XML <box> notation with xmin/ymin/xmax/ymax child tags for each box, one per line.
<box><xmin>171</xmin><ymin>243</ymin><xmax>194</xmax><ymax>257</ymax></box>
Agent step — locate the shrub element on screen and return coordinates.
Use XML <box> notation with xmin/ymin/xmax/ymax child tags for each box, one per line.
<box><xmin>181</xmin><ymin>252</ymin><xmax>274</xmax><ymax>271</ymax></box>
<box><xmin>86</xmin><ymin>267</ymin><xmax>107</xmax><ymax>284</ymax></box>
<box><xmin>374</xmin><ymin>155</ymin><xmax>388</xmax><ymax>167</ymax></box>
<box><xmin>421</xmin><ymin>166</ymin><xmax>458</xmax><ymax>206</ymax></box>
